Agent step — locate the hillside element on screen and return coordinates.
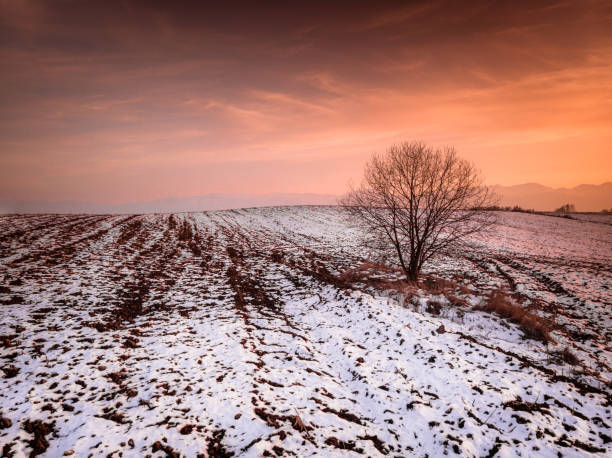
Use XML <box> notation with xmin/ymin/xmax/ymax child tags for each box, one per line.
<box><xmin>0</xmin><ymin>207</ymin><xmax>610</xmax><ymax>456</ymax></box>
<box><xmin>3</xmin><ymin>182</ymin><xmax>610</xmax><ymax>214</ymax></box>
<box><xmin>492</xmin><ymin>182</ymin><xmax>612</xmax><ymax>212</ymax></box>
<box><xmin>0</xmin><ymin>194</ymin><xmax>339</xmax><ymax>215</ymax></box>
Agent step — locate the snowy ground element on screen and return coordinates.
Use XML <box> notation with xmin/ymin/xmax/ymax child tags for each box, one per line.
<box><xmin>0</xmin><ymin>207</ymin><xmax>610</xmax><ymax>457</ymax></box>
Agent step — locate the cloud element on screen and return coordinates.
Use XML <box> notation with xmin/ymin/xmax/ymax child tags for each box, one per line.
<box><xmin>1</xmin><ymin>1</ymin><xmax>611</xmax><ymax>202</ymax></box>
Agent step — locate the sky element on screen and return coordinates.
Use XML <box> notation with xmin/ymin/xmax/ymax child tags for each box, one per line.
<box><xmin>1</xmin><ymin>0</ymin><xmax>611</xmax><ymax>204</ymax></box>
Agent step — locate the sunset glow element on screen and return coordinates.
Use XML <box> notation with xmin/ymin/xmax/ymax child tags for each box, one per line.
<box><xmin>1</xmin><ymin>1</ymin><xmax>611</xmax><ymax>204</ymax></box>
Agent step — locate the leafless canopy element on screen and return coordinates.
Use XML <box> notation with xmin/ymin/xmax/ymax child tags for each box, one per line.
<box><xmin>342</xmin><ymin>141</ymin><xmax>497</xmax><ymax>282</ymax></box>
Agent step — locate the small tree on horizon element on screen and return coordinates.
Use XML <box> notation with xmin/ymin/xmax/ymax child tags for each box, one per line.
<box><xmin>342</xmin><ymin>141</ymin><xmax>497</xmax><ymax>283</ymax></box>
<box><xmin>555</xmin><ymin>203</ymin><xmax>576</xmax><ymax>213</ymax></box>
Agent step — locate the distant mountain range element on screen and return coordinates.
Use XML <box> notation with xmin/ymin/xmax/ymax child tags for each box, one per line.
<box><xmin>1</xmin><ymin>182</ymin><xmax>609</xmax><ymax>214</ymax></box>
<box><xmin>0</xmin><ymin>193</ymin><xmax>339</xmax><ymax>214</ymax></box>
<box><xmin>491</xmin><ymin>182</ymin><xmax>611</xmax><ymax>212</ymax></box>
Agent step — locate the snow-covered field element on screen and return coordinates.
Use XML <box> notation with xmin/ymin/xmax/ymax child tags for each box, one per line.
<box><xmin>0</xmin><ymin>207</ymin><xmax>610</xmax><ymax>457</ymax></box>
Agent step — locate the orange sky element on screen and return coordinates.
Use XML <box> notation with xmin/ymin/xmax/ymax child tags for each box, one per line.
<box><xmin>1</xmin><ymin>0</ymin><xmax>611</xmax><ymax>204</ymax></box>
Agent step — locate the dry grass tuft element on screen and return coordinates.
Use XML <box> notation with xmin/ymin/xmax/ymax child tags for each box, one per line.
<box><xmin>477</xmin><ymin>291</ymin><xmax>554</xmax><ymax>343</ymax></box>
<box><xmin>419</xmin><ymin>275</ymin><xmax>473</xmax><ymax>306</ymax></box>
<box><xmin>420</xmin><ymin>275</ymin><xmax>458</xmax><ymax>295</ymax></box>
<box><xmin>551</xmin><ymin>347</ymin><xmax>580</xmax><ymax>366</ymax></box>
<box><xmin>560</xmin><ymin>347</ymin><xmax>580</xmax><ymax>365</ymax></box>
<box><xmin>426</xmin><ymin>300</ymin><xmax>443</xmax><ymax>316</ymax></box>
<box><xmin>445</xmin><ymin>292</ymin><xmax>470</xmax><ymax>308</ymax></box>
<box><xmin>337</xmin><ymin>261</ymin><xmax>399</xmax><ymax>284</ymax></box>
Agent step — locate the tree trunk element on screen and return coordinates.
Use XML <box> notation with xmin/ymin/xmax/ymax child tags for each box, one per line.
<box><xmin>405</xmin><ymin>266</ymin><xmax>419</xmax><ymax>283</ymax></box>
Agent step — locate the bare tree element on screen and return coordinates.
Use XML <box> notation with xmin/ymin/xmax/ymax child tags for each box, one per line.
<box><xmin>342</xmin><ymin>141</ymin><xmax>497</xmax><ymax>283</ymax></box>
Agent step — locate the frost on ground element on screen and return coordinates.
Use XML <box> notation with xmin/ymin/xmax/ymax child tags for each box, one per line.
<box><xmin>0</xmin><ymin>208</ymin><xmax>610</xmax><ymax>457</ymax></box>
